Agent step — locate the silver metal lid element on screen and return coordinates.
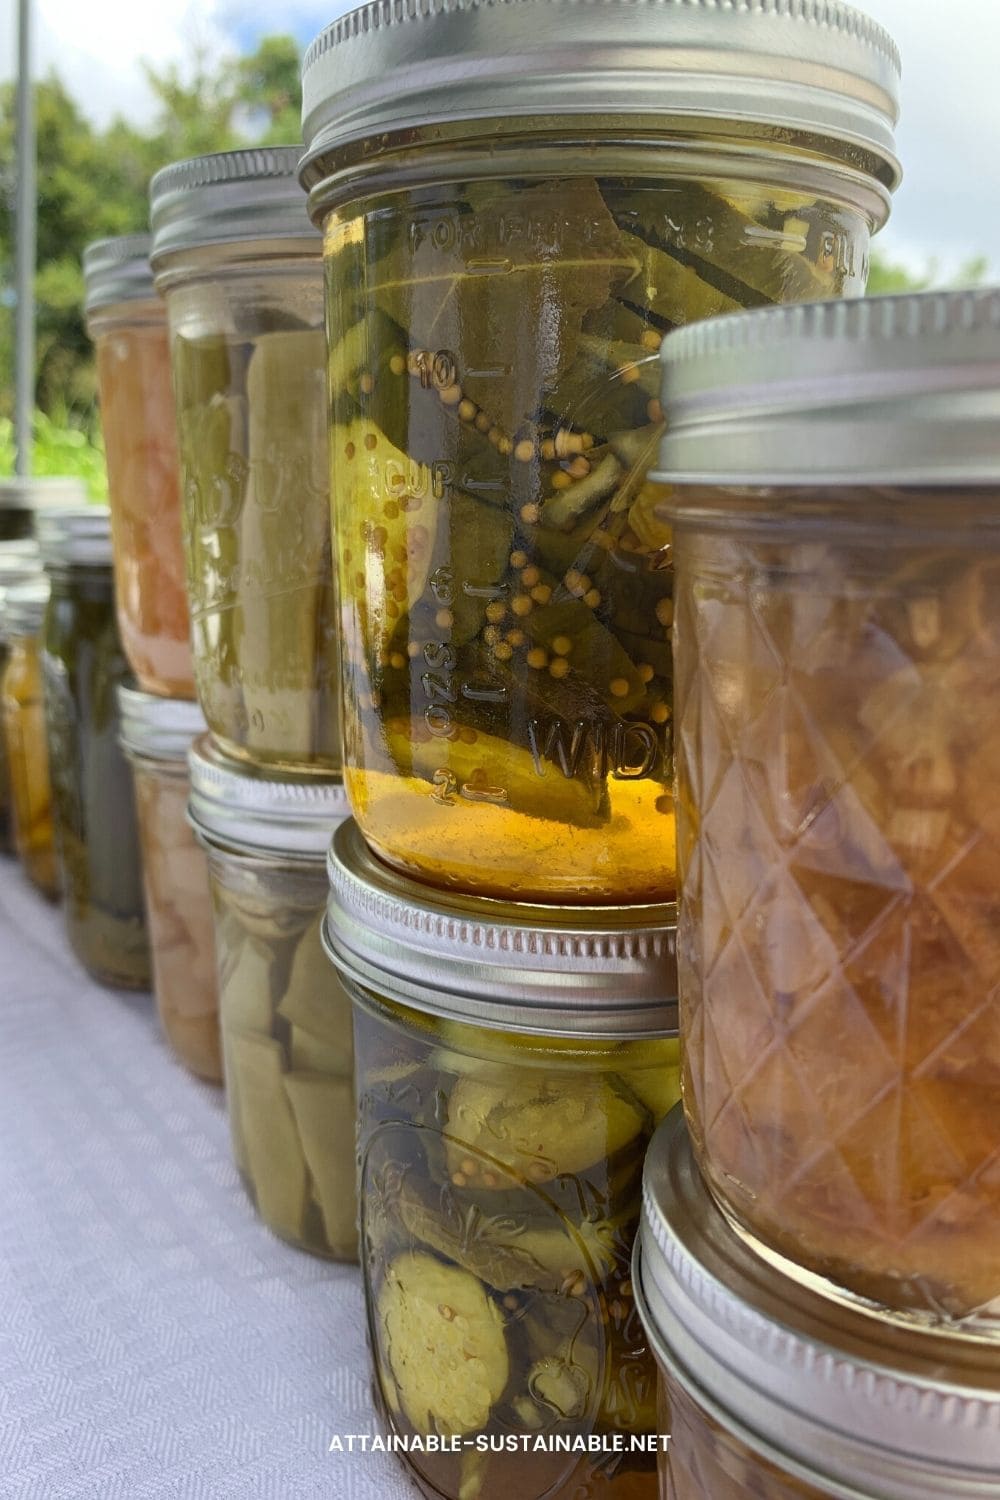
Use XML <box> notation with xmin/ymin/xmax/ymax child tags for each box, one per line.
<box><xmin>35</xmin><ymin>505</ymin><xmax>113</xmax><ymax>568</ymax></box>
<box><xmin>654</xmin><ymin>288</ymin><xmax>1000</xmax><ymax>488</ymax></box>
<box><xmin>187</xmin><ymin>734</ymin><xmax>350</xmax><ymax>859</ymax></box>
<box><xmin>635</xmin><ymin>1109</ymin><xmax>1000</xmax><ymax>1500</ymax></box>
<box><xmin>149</xmin><ymin>147</ymin><xmax>319</xmax><ymax>270</ymax></box>
<box><xmin>301</xmin><ymin>0</ymin><xmax>900</xmax><ymax>189</ymax></box>
<box><xmin>82</xmin><ymin>234</ymin><xmax>156</xmax><ymax>314</ymax></box>
<box><xmin>0</xmin><ymin>476</ymin><xmax>89</xmax><ymax>512</ymax></box>
<box><xmin>325</xmin><ymin>818</ymin><xmax>678</xmax><ymax>1037</ymax></box>
<box><xmin>0</xmin><ymin>579</ymin><xmax>49</xmax><ymax>638</ymax></box>
<box><xmin>117</xmin><ymin>687</ymin><xmax>207</xmax><ymax>764</ymax></box>
<box><xmin>0</xmin><ymin>541</ymin><xmax>44</xmax><ymax>587</ymax></box>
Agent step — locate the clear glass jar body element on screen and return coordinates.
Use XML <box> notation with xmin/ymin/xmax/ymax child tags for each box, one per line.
<box><xmin>354</xmin><ymin>982</ymin><xmax>680</xmax><ymax>1500</ymax></box>
<box><xmin>674</xmin><ymin>489</ymin><xmax>1000</xmax><ymax>1332</ymax></box>
<box><xmin>203</xmin><ymin>841</ymin><xmax>355</xmax><ymax>1258</ymax></box>
<box><xmin>89</xmin><ymin>299</ymin><xmax>193</xmax><ymax>698</ymax></box>
<box><xmin>42</xmin><ymin>564</ymin><xmax>150</xmax><ymax>988</ymax></box>
<box><xmin>130</xmin><ymin>754</ymin><xmax>220</xmax><ymax>1080</ymax></box>
<box><xmin>322</xmin><ymin>130</ymin><xmax>876</xmax><ymax>902</ymax></box>
<box><xmin>1</xmin><ymin>630</ymin><xmax>59</xmax><ymax>897</ymax></box>
<box><xmin>162</xmin><ymin>250</ymin><xmax>339</xmax><ymax>771</ymax></box>
<box><xmin>655</xmin><ymin>1367</ymin><xmax>830</xmax><ymax>1500</ymax></box>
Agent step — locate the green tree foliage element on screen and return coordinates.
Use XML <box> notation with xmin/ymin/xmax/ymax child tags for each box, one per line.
<box><xmin>0</xmin><ymin>34</ymin><xmax>303</xmax><ymax>434</ymax></box>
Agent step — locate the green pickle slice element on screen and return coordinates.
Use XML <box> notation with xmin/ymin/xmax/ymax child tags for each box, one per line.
<box><xmin>377</xmin><ymin>1251</ymin><xmax>510</xmax><ymax>1437</ymax></box>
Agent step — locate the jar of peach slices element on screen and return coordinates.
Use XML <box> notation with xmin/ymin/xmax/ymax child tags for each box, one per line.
<box><xmin>656</xmin><ymin>289</ymin><xmax>1000</xmax><ymax>1336</ymax></box>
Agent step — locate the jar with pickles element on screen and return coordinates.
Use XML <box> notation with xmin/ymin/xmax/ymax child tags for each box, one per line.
<box><xmin>118</xmin><ymin>688</ymin><xmax>219</xmax><ymax>1080</ymax></box>
<box><xmin>38</xmin><ymin>507</ymin><xmax>150</xmax><ymax>989</ymax></box>
<box><xmin>634</xmin><ymin>1108</ymin><xmax>1000</xmax><ymax>1500</ymax></box>
<box><xmin>188</xmin><ymin>738</ymin><xmax>354</xmax><ymax>1256</ymax></box>
<box><xmin>326</xmin><ymin>819</ymin><xmax>679</xmax><ymax>1500</ymax></box>
<box><xmin>300</xmin><ymin>0</ymin><xmax>900</xmax><ymax>902</ymax></box>
<box><xmin>0</xmin><ymin>541</ymin><xmax>47</xmax><ymax>855</ymax></box>
<box><xmin>1</xmin><ymin>579</ymin><xmax>58</xmax><ymax>898</ymax></box>
<box><xmin>657</xmin><ymin>290</ymin><xmax>1000</xmax><ymax>1333</ymax></box>
<box><xmin>149</xmin><ymin>148</ymin><xmax>338</xmax><ymax>771</ymax></box>
<box><xmin>83</xmin><ymin>235</ymin><xmax>193</xmax><ymax>699</ymax></box>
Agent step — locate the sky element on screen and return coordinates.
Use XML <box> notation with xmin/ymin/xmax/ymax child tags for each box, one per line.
<box><xmin>1</xmin><ymin>0</ymin><xmax>997</xmax><ymax>277</ymax></box>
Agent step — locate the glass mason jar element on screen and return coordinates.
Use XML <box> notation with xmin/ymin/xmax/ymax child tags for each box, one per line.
<box><xmin>188</xmin><ymin>737</ymin><xmax>354</xmax><ymax>1256</ymax></box>
<box><xmin>149</xmin><ymin>149</ymin><xmax>339</xmax><ymax>772</ymax></box>
<box><xmin>300</xmin><ymin>0</ymin><xmax>900</xmax><ymax>903</ymax></box>
<box><xmin>118</xmin><ymin>688</ymin><xmax>219</xmax><ymax>1080</ymax></box>
<box><xmin>326</xmin><ymin>819</ymin><xmax>679</xmax><ymax>1500</ymax></box>
<box><xmin>38</xmin><ymin>507</ymin><xmax>150</xmax><ymax>989</ymax></box>
<box><xmin>0</xmin><ymin>476</ymin><xmax>89</xmax><ymax>544</ymax></box>
<box><xmin>634</xmin><ymin>1109</ymin><xmax>1000</xmax><ymax>1500</ymax></box>
<box><xmin>83</xmin><ymin>236</ymin><xmax>193</xmax><ymax>699</ymax></box>
<box><xmin>0</xmin><ymin>541</ymin><xmax>47</xmax><ymax>855</ymax></box>
<box><xmin>656</xmin><ymin>290</ymin><xmax>1000</xmax><ymax>1334</ymax></box>
<box><xmin>1</xmin><ymin>579</ymin><xmax>59</xmax><ymax>898</ymax></box>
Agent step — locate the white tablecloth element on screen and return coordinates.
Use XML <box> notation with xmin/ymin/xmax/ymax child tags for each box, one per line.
<box><xmin>0</xmin><ymin>858</ymin><xmax>417</xmax><ymax>1500</ymax></box>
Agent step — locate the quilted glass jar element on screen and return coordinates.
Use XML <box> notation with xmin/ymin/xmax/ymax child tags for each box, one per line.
<box><xmin>119</xmin><ymin>688</ymin><xmax>219</xmax><ymax>1081</ymax></box>
<box><xmin>1</xmin><ymin>580</ymin><xmax>58</xmax><ymax>897</ymax></box>
<box><xmin>150</xmin><ymin>149</ymin><xmax>338</xmax><ymax>771</ymax></box>
<box><xmin>300</xmin><ymin>0</ymin><xmax>899</xmax><ymax>903</ymax></box>
<box><xmin>657</xmin><ymin>290</ymin><xmax>1000</xmax><ymax>1333</ymax></box>
<box><xmin>326</xmin><ymin>819</ymin><xmax>679</xmax><ymax>1500</ymax></box>
<box><xmin>39</xmin><ymin>507</ymin><xmax>150</xmax><ymax>989</ymax></box>
<box><xmin>188</xmin><ymin>738</ymin><xmax>354</xmax><ymax>1257</ymax></box>
<box><xmin>84</xmin><ymin>236</ymin><xmax>192</xmax><ymax>699</ymax></box>
<box><xmin>634</xmin><ymin>1108</ymin><xmax>1000</xmax><ymax>1500</ymax></box>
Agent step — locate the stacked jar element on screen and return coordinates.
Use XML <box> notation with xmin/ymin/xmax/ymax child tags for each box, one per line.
<box><xmin>298</xmin><ymin>0</ymin><xmax>901</xmax><ymax>1495</ymax></box>
<box><xmin>148</xmin><ymin>149</ymin><xmax>346</xmax><ymax>1237</ymax></box>
<box><xmin>83</xmin><ymin>235</ymin><xmax>220</xmax><ymax>1070</ymax></box>
<box><xmin>631</xmin><ymin>291</ymin><xmax>1000</xmax><ymax>1498</ymax></box>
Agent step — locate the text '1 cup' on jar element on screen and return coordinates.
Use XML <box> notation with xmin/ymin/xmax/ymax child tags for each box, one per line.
<box><xmin>299</xmin><ymin>0</ymin><xmax>900</xmax><ymax>904</ymax></box>
<box><xmin>187</xmin><ymin>738</ymin><xmax>354</xmax><ymax>1257</ymax></box>
<box><xmin>118</xmin><ymin>688</ymin><xmax>220</xmax><ymax>1081</ymax></box>
<box><xmin>1</xmin><ymin>578</ymin><xmax>59</xmax><ymax>899</ymax></box>
<box><xmin>655</xmin><ymin>289</ymin><xmax>1000</xmax><ymax>1334</ymax></box>
<box><xmin>325</xmin><ymin>818</ymin><xmax>679</xmax><ymax>1500</ymax></box>
<box><xmin>38</xmin><ymin>506</ymin><xmax>150</xmax><ymax>990</ymax></box>
<box><xmin>149</xmin><ymin>149</ymin><xmax>339</xmax><ymax>773</ymax></box>
<box><xmin>83</xmin><ymin>236</ymin><xmax>192</xmax><ymax>700</ymax></box>
<box><xmin>0</xmin><ymin>540</ymin><xmax>48</xmax><ymax>856</ymax></box>
<box><xmin>634</xmin><ymin>1108</ymin><xmax>1000</xmax><ymax>1500</ymax></box>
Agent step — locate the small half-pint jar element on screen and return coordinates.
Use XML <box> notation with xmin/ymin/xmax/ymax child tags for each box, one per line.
<box><xmin>118</xmin><ymin>688</ymin><xmax>219</xmax><ymax>1081</ymax></box>
<box><xmin>326</xmin><ymin>819</ymin><xmax>679</xmax><ymax>1500</ymax></box>
<box><xmin>656</xmin><ymin>288</ymin><xmax>1000</xmax><ymax>1333</ymax></box>
<box><xmin>38</xmin><ymin>506</ymin><xmax>150</xmax><ymax>990</ymax></box>
<box><xmin>634</xmin><ymin>1107</ymin><xmax>1000</xmax><ymax>1500</ymax></box>
<box><xmin>84</xmin><ymin>235</ymin><xmax>192</xmax><ymax>698</ymax></box>
<box><xmin>1</xmin><ymin>578</ymin><xmax>58</xmax><ymax>897</ymax></box>
<box><xmin>301</xmin><ymin>0</ymin><xmax>899</xmax><ymax>903</ymax></box>
<box><xmin>0</xmin><ymin>541</ymin><xmax>47</xmax><ymax>855</ymax></box>
<box><xmin>188</xmin><ymin>738</ymin><xmax>354</xmax><ymax>1256</ymax></box>
<box><xmin>150</xmin><ymin>149</ymin><xmax>339</xmax><ymax>771</ymax></box>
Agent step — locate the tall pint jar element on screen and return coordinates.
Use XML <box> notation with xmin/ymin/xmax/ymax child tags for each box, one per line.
<box><xmin>326</xmin><ymin>819</ymin><xmax>680</xmax><ymax>1500</ymax></box>
<box><xmin>83</xmin><ymin>235</ymin><xmax>193</xmax><ymax>699</ymax></box>
<box><xmin>149</xmin><ymin>149</ymin><xmax>339</xmax><ymax>771</ymax></box>
<box><xmin>0</xmin><ymin>541</ymin><xmax>47</xmax><ymax>854</ymax></box>
<box><xmin>1</xmin><ymin>579</ymin><xmax>59</xmax><ymax>898</ymax></box>
<box><xmin>39</xmin><ymin>507</ymin><xmax>150</xmax><ymax>990</ymax></box>
<box><xmin>300</xmin><ymin>0</ymin><xmax>900</xmax><ymax>903</ymax></box>
<box><xmin>657</xmin><ymin>290</ymin><xmax>1000</xmax><ymax>1336</ymax></box>
<box><xmin>187</xmin><ymin>739</ymin><xmax>355</xmax><ymax>1257</ymax></box>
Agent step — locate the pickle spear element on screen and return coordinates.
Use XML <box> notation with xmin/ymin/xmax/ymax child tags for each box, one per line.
<box><xmin>284</xmin><ymin>1073</ymin><xmax>358</xmax><ymax>1256</ymax></box>
<box><xmin>227</xmin><ymin>1030</ymin><xmax>309</xmax><ymax>1241</ymax></box>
